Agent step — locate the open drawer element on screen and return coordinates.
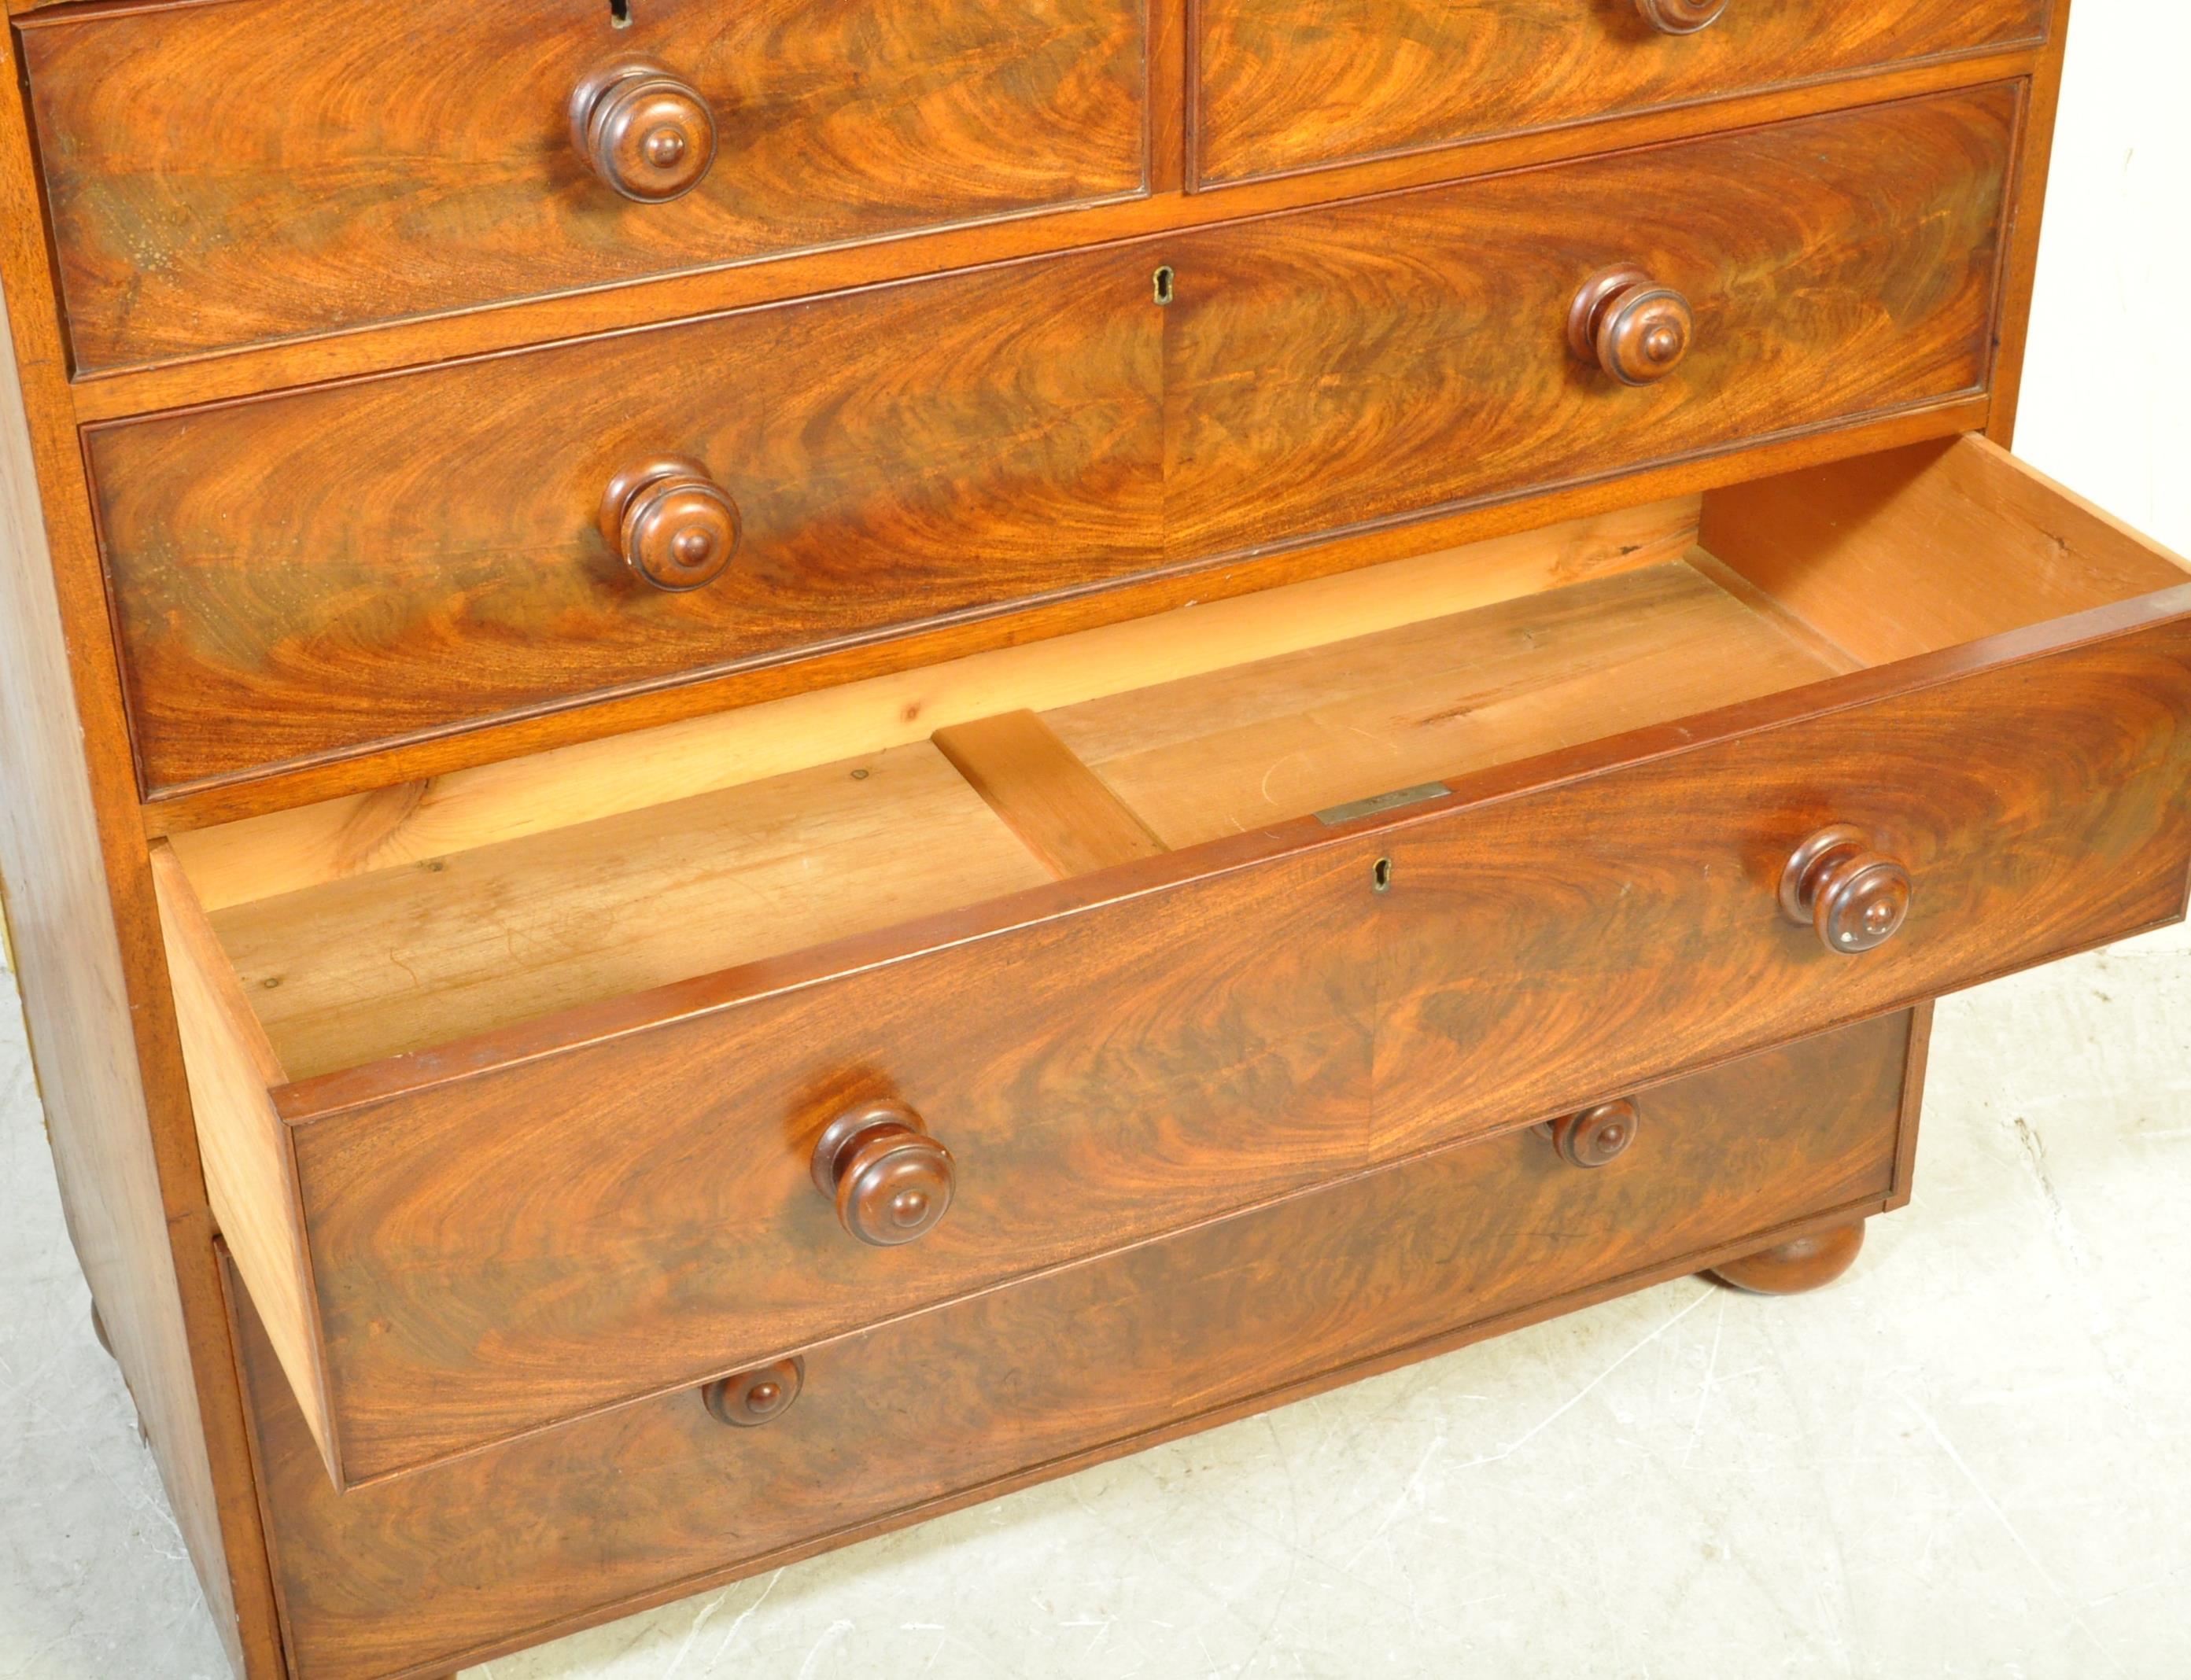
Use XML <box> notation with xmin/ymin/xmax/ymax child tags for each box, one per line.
<box><xmin>153</xmin><ymin>433</ymin><xmax>2191</xmax><ymax>1488</ymax></box>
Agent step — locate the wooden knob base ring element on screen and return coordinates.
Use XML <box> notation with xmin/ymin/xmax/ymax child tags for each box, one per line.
<box><xmin>599</xmin><ymin>455</ymin><xmax>741</xmax><ymax>591</ymax></box>
<box><xmin>702</xmin><ymin>1357</ymin><xmax>805</xmax><ymax>1427</ymax></box>
<box><xmin>1636</xmin><ymin>0</ymin><xmax>1728</xmax><ymax>34</ymax></box>
<box><xmin>812</xmin><ymin>1099</ymin><xmax>955</xmax><ymax>1247</ymax></box>
<box><xmin>1780</xmin><ymin>824</ymin><xmax>1912</xmax><ymax>954</ymax></box>
<box><xmin>1541</xmin><ymin>1098</ymin><xmax>1640</xmax><ymax>1168</ymax></box>
<box><xmin>1568</xmin><ymin>264</ymin><xmax>1694</xmax><ymax>385</ymax></box>
<box><xmin>570</xmin><ymin>57</ymin><xmax>717</xmax><ymax>202</ymax></box>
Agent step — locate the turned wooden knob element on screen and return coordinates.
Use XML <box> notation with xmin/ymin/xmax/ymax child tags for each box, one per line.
<box><xmin>1567</xmin><ymin>264</ymin><xmax>1694</xmax><ymax>385</ymax></box>
<box><xmin>1636</xmin><ymin>0</ymin><xmax>1728</xmax><ymax>34</ymax></box>
<box><xmin>570</xmin><ymin>57</ymin><xmax>717</xmax><ymax>202</ymax></box>
<box><xmin>1544</xmin><ymin>1098</ymin><xmax>1640</xmax><ymax>1169</ymax></box>
<box><xmin>1779</xmin><ymin>823</ymin><xmax>1912</xmax><ymax>954</ymax></box>
<box><xmin>599</xmin><ymin>455</ymin><xmax>740</xmax><ymax>591</ymax></box>
<box><xmin>702</xmin><ymin>1358</ymin><xmax>804</xmax><ymax>1427</ymax></box>
<box><xmin>811</xmin><ymin>1099</ymin><xmax>955</xmax><ymax>1247</ymax></box>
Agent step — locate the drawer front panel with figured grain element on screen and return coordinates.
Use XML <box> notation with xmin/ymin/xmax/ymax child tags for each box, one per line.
<box><xmin>91</xmin><ymin>246</ymin><xmax>1166</xmax><ymax>797</ymax></box>
<box><xmin>1163</xmin><ymin>83</ymin><xmax>2016</xmax><ymax>563</ymax></box>
<box><xmin>19</xmin><ymin>0</ymin><xmax>1151</xmax><ymax>370</ymax></box>
<box><xmin>231</xmin><ymin>1013</ymin><xmax>1915</xmax><ymax>1680</ymax></box>
<box><xmin>94</xmin><ymin>87</ymin><xmax>2012</xmax><ymax>800</ymax></box>
<box><xmin>1191</xmin><ymin>0</ymin><xmax>2045</xmax><ymax>187</ymax></box>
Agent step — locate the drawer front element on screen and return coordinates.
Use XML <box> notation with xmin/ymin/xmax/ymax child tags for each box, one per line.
<box><xmin>95</xmin><ymin>87</ymin><xmax>2011</xmax><ymax>798</ymax></box>
<box><xmin>286</xmin><ymin>847</ymin><xmax>1380</xmax><ymax>1483</ymax></box>
<box><xmin>92</xmin><ymin>246</ymin><xmax>1167</xmax><ymax>796</ymax></box>
<box><xmin>20</xmin><ymin>0</ymin><xmax>1150</xmax><ymax>370</ymax></box>
<box><xmin>1164</xmin><ymin>82</ymin><xmax>2012</xmax><ymax>562</ymax></box>
<box><xmin>1192</xmin><ymin>0</ymin><xmax>2045</xmax><ymax>187</ymax></box>
<box><xmin>1370</xmin><ymin>611</ymin><xmax>2191</xmax><ymax>1158</ymax></box>
<box><xmin>236</xmin><ymin>1015</ymin><xmax>1913</xmax><ymax>1680</ymax></box>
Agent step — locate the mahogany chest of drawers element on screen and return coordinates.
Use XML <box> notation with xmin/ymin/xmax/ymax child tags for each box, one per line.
<box><xmin>0</xmin><ymin>1</ymin><xmax>2182</xmax><ymax>1674</ymax></box>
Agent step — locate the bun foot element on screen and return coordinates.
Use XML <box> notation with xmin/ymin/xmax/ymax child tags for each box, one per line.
<box><xmin>1709</xmin><ymin>1221</ymin><xmax>1865</xmax><ymax>1295</ymax></box>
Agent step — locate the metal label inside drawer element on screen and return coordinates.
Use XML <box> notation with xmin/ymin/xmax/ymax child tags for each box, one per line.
<box><xmin>1315</xmin><ymin>782</ymin><xmax>1453</xmax><ymax>826</ymax></box>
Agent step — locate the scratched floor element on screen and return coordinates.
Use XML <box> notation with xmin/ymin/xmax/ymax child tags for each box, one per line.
<box><xmin>2</xmin><ymin>911</ymin><xmax>2186</xmax><ymax>1679</ymax></box>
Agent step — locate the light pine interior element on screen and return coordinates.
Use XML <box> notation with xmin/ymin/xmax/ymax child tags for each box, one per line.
<box><xmin>158</xmin><ymin>436</ymin><xmax>2191</xmax><ymax>1081</ymax></box>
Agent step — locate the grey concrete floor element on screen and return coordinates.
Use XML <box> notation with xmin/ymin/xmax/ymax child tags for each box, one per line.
<box><xmin>2</xmin><ymin>919</ymin><xmax>2187</xmax><ymax>1678</ymax></box>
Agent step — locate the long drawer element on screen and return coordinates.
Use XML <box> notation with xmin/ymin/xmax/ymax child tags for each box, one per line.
<box><xmin>92</xmin><ymin>86</ymin><xmax>2014</xmax><ymax>797</ymax></box>
<box><xmin>18</xmin><ymin>0</ymin><xmax>1151</xmax><ymax>370</ymax></box>
<box><xmin>1192</xmin><ymin>0</ymin><xmax>2046</xmax><ymax>186</ymax></box>
<box><xmin>156</xmin><ymin>432</ymin><xmax>2191</xmax><ymax>1490</ymax></box>
<box><xmin>231</xmin><ymin>1011</ymin><xmax>1919</xmax><ymax>1680</ymax></box>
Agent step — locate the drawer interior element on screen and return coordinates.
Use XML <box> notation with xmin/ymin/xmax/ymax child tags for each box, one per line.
<box><xmin>160</xmin><ymin>433</ymin><xmax>2189</xmax><ymax>1084</ymax></box>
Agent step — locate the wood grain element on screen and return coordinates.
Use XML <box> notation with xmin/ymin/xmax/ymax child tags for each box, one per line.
<box><xmin>932</xmin><ymin>710</ymin><xmax>1168</xmax><ymax>878</ymax></box>
<box><xmin>1192</xmin><ymin>0</ymin><xmax>2046</xmax><ymax>186</ymax></box>
<box><xmin>91</xmin><ymin>244</ymin><xmax>1166</xmax><ymax>797</ymax></box>
<box><xmin>1164</xmin><ymin>84</ymin><xmax>2016</xmax><ymax>562</ymax></box>
<box><xmin>61</xmin><ymin>46</ymin><xmax>2043</xmax><ymax>429</ymax></box>
<box><xmin>1046</xmin><ymin>561</ymin><xmax>1835</xmax><ymax>845</ymax></box>
<box><xmin>1700</xmin><ymin>433</ymin><xmax>2191</xmax><ymax>666</ymax></box>
<box><xmin>1368</xmin><ymin>610</ymin><xmax>2191</xmax><ymax>1157</ymax></box>
<box><xmin>0</xmin><ymin>57</ymin><xmax>287</xmax><ymax>1680</ymax></box>
<box><xmin>135</xmin><ymin>397</ymin><xmax>1991</xmax><ymax>837</ymax></box>
<box><xmin>147</xmin><ymin>842</ymin><xmax>338</xmax><ymax>1478</ymax></box>
<box><xmin>284</xmin><ymin>842</ymin><xmax>1383</xmax><ymax>1483</ymax></box>
<box><xmin>212</xmin><ymin>742</ymin><xmax>1054</xmax><ymax>1078</ymax></box>
<box><xmin>164</xmin><ymin>495</ymin><xmax>1700</xmax><ymax>911</ymax></box>
<box><xmin>233</xmin><ymin>1014</ymin><xmax>1911</xmax><ymax>1679</ymax></box>
<box><xmin>20</xmin><ymin>0</ymin><xmax>1149</xmax><ymax>368</ymax></box>
<box><xmin>93</xmin><ymin>88</ymin><xmax>2012</xmax><ymax>801</ymax></box>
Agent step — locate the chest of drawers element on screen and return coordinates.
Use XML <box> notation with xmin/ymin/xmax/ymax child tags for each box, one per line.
<box><xmin>0</xmin><ymin>1</ymin><xmax>2181</xmax><ymax>1674</ymax></box>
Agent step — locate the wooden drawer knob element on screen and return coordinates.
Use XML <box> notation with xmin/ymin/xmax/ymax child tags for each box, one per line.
<box><xmin>1636</xmin><ymin>0</ymin><xmax>1728</xmax><ymax>34</ymax></box>
<box><xmin>1780</xmin><ymin>823</ymin><xmax>1912</xmax><ymax>954</ymax></box>
<box><xmin>1544</xmin><ymin>1098</ymin><xmax>1639</xmax><ymax>1168</ymax></box>
<box><xmin>599</xmin><ymin>455</ymin><xmax>741</xmax><ymax>591</ymax></box>
<box><xmin>570</xmin><ymin>57</ymin><xmax>717</xmax><ymax>202</ymax></box>
<box><xmin>1568</xmin><ymin>264</ymin><xmax>1694</xmax><ymax>385</ymax></box>
<box><xmin>811</xmin><ymin>1100</ymin><xmax>955</xmax><ymax>1247</ymax></box>
<box><xmin>702</xmin><ymin>1357</ymin><xmax>804</xmax><ymax>1427</ymax></box>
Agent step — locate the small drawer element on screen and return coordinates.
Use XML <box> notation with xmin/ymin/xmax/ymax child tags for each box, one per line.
<box><xmin>17</xmin><ymin>0</ymin><xmax>1151</xmax><ymax>370</ymax></box>
<box><xmin>95</xmin><ymin>85</ymin><xmax>2012</xmax><ymax>798</ymax></box>
<box><xmin>1191</xmin><ymin>0</ymin><xmax>2046</xmax><ymax>187</ymax></box>
<box><xmin>231</xmin><ymin>1012</ymin><xmax>1917</xmax><ymax>1680</ymax></box>
<box><xmin>157</xmin><ymin>430</ymin><xmax>2191</xmax><ymax>1494</ymax></box>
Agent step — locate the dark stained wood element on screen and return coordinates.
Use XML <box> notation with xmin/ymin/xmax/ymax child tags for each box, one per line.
<box><xmin>1162</xmin><ymin>86</ymin><xmax>2012</xmax><ymax>562</ymax></box>
<box><xmin>94</xmin><ymin>89</ymin><xmax>2011</xmax><ymax>801</ymax></box>
<box><xmin>90</xmin><ymin>245</ymin><xmax>1167</xmax><ymax>797</ymax></box>
<box><xmin>18</xmin><ymin>0</ymin><xmax>1151</xmax><ymax>369</ymax></box>
<box><xmin>1190</xmin><ymin>0</ymin><xmax>2045</xmax><ymax>187</ymax></box>
<box><xmin>232</xmin><ymin>1013</ymin><xmax>1913</xmax><ymax>1680</ymax></box>
<box><xmin>1709</xmin><ymin>1221</ymin><xmax>1868</xmax><ymax>1293</ymax></box>
<box><xmin>1567</xmin><ymin>266</ymin><xmax>1693</xmax><ymax>386</ymax></box>
<box><xmin>0</xmin><ymin>44</ymin><xmax>290</xmax><ymax>1680</ymax></box>
<box><xmin>569</xmin><ymin>57</ymin><xmax>719</xmax><ymax>204</ymax></box>
<box><xmin>598</xmin><ymin>455</ymin><xmax>741</xmax><ymax>592</ymax></box>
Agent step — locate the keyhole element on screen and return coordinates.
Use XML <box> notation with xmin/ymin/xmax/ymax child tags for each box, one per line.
<box><xmin>1373</xmin><ymin>857</ymin><xmax>1393</xmax><ymax>893</ymax></box>
<box><xmin>1153</xmin><ymin>264</ymin><xmax>1175</xmax><ymax>307</ymax></box>
<box><xmin>610</xmin><ymin>0</ymin><xmax>633</xmax><ymax>24</ymax></box>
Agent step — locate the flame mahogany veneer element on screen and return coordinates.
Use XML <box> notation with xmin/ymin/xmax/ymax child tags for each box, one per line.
<box><xmin>1</xmin><ymin>1</ymin><xmax>2182</xmax><ymax>1675</ymax></box>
